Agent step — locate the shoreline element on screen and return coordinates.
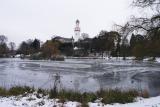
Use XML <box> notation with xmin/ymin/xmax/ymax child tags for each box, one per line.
<box><xmin>0</xmin><ymin>86</ymin><xmax>159</xmax><ymax>107</ymax></box>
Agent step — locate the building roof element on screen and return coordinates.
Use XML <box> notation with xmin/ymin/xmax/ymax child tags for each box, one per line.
<box><xmin>53</xmin><ymin>36</ymin><xmax>73</xmax><ymax>43</ymax></box>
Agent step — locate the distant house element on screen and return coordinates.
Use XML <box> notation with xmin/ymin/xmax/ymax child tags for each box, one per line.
<box><xmin>53</xmin><ymin>36</ymin><xmax>74</xmax><ymax>43</ymax></box>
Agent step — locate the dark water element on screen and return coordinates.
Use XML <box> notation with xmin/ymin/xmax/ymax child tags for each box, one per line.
<box><xmin>0</xmin><ymin>58</ymin><xmax>160</xmax><ymax>97</ymax></box>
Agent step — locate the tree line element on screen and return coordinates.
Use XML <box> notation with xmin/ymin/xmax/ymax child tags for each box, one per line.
<box><xmin>116</xmin><ymin>0</ymin><xmax>160</xmax><ymax>60</ymax></box>
<box><xmin>0</xmin><ymin>28</ymin><xmax>159</xmax><ymax>60</ymax></box>
<box><xmin>0</xmin><ymin>35</ymin><xmax>15</xmax><ymax>57</ymax></box>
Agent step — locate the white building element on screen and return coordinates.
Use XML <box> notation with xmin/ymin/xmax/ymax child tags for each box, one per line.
<box><xmin>74</xmin><ymin>19</ymin><xmax>81</xmax><ymax>42</ymax></box>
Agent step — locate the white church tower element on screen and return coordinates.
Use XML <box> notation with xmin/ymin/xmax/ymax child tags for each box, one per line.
<box><xmin>74</xmin><ymin>19</ymin><xmax>81</xmax><ymax>42</ymax></box>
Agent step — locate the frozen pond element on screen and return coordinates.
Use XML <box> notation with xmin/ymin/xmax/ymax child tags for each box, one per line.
<box><xmin>0</xmin><ymin>58</ymin><xmax>160</xmax><ymax>96</ymax></box>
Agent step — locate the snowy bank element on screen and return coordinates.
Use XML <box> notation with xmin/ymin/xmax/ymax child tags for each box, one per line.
<box><xmin>0</xmin><ymin>93</ymin><xmax>160</xmax><ymax>107</ymax></box>
<box><xmin>89</xmin><ymin>96</ymin><xmax>160</xmax><ymax>107</ymax></box>
<box><xmin>0</xmin><ymin>92</ymin><xmax>81</xmax><ymax>107</ymax></box>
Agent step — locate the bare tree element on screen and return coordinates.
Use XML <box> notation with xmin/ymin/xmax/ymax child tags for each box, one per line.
<box><xmin>0</xmin><ymin>35</ymin><xmax>7</xmax><ymax>44</ymax></box>
<box><xmin>41</xmin><ymin>40</ymin><xmax>60</xmax><ymax>58</ymax></box>
<box><xmin>132</xmin><ymin>0</ymin><xmax>160</xmax><ymax>9</ymax></box>
<box><xmin>115</xmin><ymin>0</ymin><xmax>160</xmax><ymax>59</ymax></box>
<box><xmin>9</xmin><ymin>42</ymin><xmax>16</xmax><ymax>51</ymax></box>
<box><xmin>116</xmin><ymin>0</ymin><xmax>160</xmax><ymax>38</ymax></box>
<box><xmin>80</xmin><ymin>33</ymin><xmax>89</xmax><ymax>40</ymax></box>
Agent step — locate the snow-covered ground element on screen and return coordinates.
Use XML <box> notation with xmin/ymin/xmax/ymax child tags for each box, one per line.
<box><xmin>0</xmin><ymin>92</ymin><xmax>160</xmax><ymax>107</ymax></box>
<box><xmin>0</xmin><ymin>92</ymin><xmax>81</xmax><ymax>107</ymax></box>
<box><xmin>89</xmin><ymin>96</ymin><xmax>160</xmax><ymax>107</ymax></box>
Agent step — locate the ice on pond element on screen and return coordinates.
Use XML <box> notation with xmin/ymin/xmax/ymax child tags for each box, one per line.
<box><xmin>0</xmin><ymin>58</ymin><xmax>160</xmax><ymax>96</ymax></box>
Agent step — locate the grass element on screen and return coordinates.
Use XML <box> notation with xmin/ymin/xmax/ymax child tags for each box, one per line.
<box><xmin>49</xmin><ymin>89</ymin><xmax>141</xmax><ymax>104</ymax></box>
<box><xmin>97</xmin><ymin>89</ymin><xmax>139</xmax><ymax>104</ymax></box>
<box><xmin>0</xmin><ymin>86</ymin><xmax>35</xmax><ymax>97</ymax></box>
<box><xmin>0</xmin><ymin>86</ymin><xmax>149</xmax><ymax>105</ymax></box>
<box><xmin>9</xmin><ymin>86</ymin><xmax>34</xmax><ymax>96</ymax></box>
<box><xmin>49</xmin><ymin>89</ymin><xmax>97</xmax><ymax>103</ymax></box>
<box><xmin>0</xmin><ymin>87</ymin><xmax>7</xmax><ymax>97</ymax></box>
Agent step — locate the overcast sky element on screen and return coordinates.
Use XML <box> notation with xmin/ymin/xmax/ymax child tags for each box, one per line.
<box><xmin>0</xmin><ymin>0</ymin><xmax>140</xmax><ymax>45</ymax></box>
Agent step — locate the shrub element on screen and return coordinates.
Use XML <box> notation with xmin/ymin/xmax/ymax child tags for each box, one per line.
<box><xmin>0</xmin><ymin>87</ymin><xmax>7</xmax><ymax>97</ymax></box>
<box><xmin>49</xmin><ymin>89</ymin><xmax>97</xmax><ymax>103</ymax></box>
<box><xmin>97</xmin><ymin>89</ymin><xmax>138</xmax><ymax>104</ymax></box>
<box><xmin>37</xmin><ymin>88</ymin><xmax>47</xmax><ymax>95</ymax></box>
<box><xmin>8</xmin><ymin>86</ymin><xmax>34</xmax><ymax>96</ymax></box>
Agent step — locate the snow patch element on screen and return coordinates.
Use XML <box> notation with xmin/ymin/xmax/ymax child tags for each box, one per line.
<box><xmin>0</xmin><ymin>93</ymin><xmax>160</xmax><ymax>107</ymax></box>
